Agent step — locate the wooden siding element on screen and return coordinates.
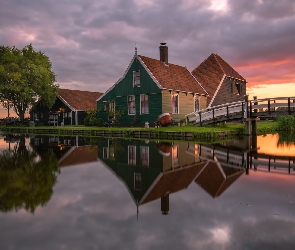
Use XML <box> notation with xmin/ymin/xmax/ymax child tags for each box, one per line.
<box><xmin>162</xmin><ymin>90</ymin><xmax>206</xmax><ymax>121</ymax></box>
<box><xmin>211</xmin><ymin>77</ymin><xmax>246</xmax><ymax>107</ymax></box>
<box><xmin>97</xmin><ymin>58</ymin><xmax>163</xmax><ymax>125</ymax></box>
<box><xmin>111</xmin><ymin>58</ymin><xmax>161</xmax><ymax>96</ymax></box>
<box><xmin>162</xmin><ymin>142</ymin><xmax>199</xmax><ymax>171</ymax></box>
<box><xmin>199</xmin><ymin>96</ymin><xmax>207</xmax><ymax>110</ymax></box>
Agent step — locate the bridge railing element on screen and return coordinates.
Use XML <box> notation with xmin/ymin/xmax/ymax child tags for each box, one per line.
<box><xmin>249</xmin><ymin>97</ymin><xmax>295</xmax><ymax>117</ymax></box>
<box><xmin>186</xmin><ymin>101</ymin><xmax>245</xmax><ymax>125</ymax></box>
<box><xmin>186</xmin><ymin>96</ymin><xmax>295</xmax><ymax>125</ymax></box>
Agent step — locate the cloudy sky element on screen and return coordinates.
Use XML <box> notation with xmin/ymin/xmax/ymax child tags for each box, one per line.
<box><xmin>1</xmin><ymin>0</ymin><xmax>295</xmax><ymax>98</ymax></box>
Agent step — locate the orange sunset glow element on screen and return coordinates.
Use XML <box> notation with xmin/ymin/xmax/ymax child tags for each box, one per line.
<box><xmin>256</xmin><ymin>134</ymin><xmax>295</xmax><ymax>157</ymax></box>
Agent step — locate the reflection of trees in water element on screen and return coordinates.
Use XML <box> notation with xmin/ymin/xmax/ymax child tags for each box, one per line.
<box><xmin>277</xmin><ymin>131</ymin><xmax>295</xmax><ymax>148</ymax></box>
<box><xmin>0</xmin><ymin>135</ymin><xmax>60</xmax><ymax>213</ymax></box>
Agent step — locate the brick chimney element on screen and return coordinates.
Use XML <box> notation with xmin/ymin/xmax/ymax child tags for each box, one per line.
<box><xmin>159</xmin><ymin>42</ymin><xmax>168</xmax><ymax>65</ymax></box>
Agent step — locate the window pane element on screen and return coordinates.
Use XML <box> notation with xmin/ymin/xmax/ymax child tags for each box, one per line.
<box><xmin>140</xmin><ymin>146</ymin><xmax>149</xmax><ymax>166</ymax></box>
<box><xmin>141</xmin><ymin>95</ymin><xmax>149</xmax><ymax>114</ymax></box>
<box><xmin>195</xmin><ymin>97</ymin><xmax>199</xmax><ymax>112</ymax></box>
<box><xmin>128</xmin><ymin>146</ymin><xmax>136</xmax><ymax>165</ymax></box>
<box><xmin>134</xmin><ymin>173</ymin><xmax>142</xmax><ymax>190</ymax></box>
<box><xmin>128</xmin><ymin>96</ymin><xmax>136</xmax><ymax>114</ymax></box>
<box><xmin>172</xmin><ymin>95</ymin><xmax>179</xmax><ymax>114</ymax></box>
<box><xmin>133</xmin><ymin>70</ymin><xmax>140</xmax><ymax>87</ymax></box>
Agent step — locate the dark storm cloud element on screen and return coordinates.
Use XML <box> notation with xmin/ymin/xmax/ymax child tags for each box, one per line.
<box><xmin>0</xmin><ymin>0</ymin><xmax>294</xmax><ymax>92</ymax></box>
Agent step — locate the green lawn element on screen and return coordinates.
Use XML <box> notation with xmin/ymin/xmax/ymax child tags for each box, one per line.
<box><xmin>0</xmin><ymin>120</ymin><xmax>278</xmax><ymax>135</ymax></box>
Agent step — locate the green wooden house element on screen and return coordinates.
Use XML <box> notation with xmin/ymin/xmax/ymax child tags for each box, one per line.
<box><xmin>96</xmin><ymin>43</ymin><xmax>208</xmax><ymax>126</ymax></box>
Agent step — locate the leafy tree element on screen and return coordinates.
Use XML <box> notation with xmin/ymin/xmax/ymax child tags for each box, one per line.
<box><xmin>0</xmin><ymin>135</ymin><xmax>60</xmax><ymax>213</ymax></box>
<box><xmin>0</xmin><ymin>44</ymin><xmax>58</xmax><ymax>121</ymax></box>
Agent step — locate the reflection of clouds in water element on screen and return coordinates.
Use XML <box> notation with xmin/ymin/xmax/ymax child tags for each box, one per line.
<box><xmin>1</xmin><ymin>156</ymin><xmax>295</xmax><ymax>249</ymax></box>
<box><xmin>211</xmin><ymin>226</ymin><xmax>230</xmax><ymax>244</ymax></box>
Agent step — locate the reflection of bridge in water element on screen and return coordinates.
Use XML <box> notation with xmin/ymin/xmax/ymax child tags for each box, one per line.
<box><xmin>186</xmin><ymin>96</ymin><xmax>295</xmax><ymax>128</ymax></box>
<box><xmin>187</xmin><ymin>140</ymin><xmax>295</xmax><ymax>175</ymax></box>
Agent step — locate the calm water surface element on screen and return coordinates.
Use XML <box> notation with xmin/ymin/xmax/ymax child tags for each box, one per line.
<box><xmin>0</xmin><ymin>133</ymin><xmax>294</xmax><ymax>250</ymax></box>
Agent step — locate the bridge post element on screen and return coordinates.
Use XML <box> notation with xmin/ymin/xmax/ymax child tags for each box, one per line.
<box><xmin>244</xmin><ymin>95</ymin><xmax>251</xmax><ymax>135</ymax></box>
<box><xmin>244</xmin><ymin>95</ymin><xmax>259</xmax><ymax>135</ymax></box>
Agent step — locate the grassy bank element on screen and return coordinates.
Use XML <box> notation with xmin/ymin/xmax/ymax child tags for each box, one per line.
<box><xmin>0</xmin><ymin>121</ymin><xmax>279</xmax><ymax>142</ymax></box>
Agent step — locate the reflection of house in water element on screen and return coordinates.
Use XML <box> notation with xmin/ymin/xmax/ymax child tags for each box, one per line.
<box><xmin>187</xmin><ymin>144</ymin><xmax>245</xmax><ymax>197</ymax></box>
<box><xmin>195</xmin><ymin>161</ymin><xmax>244</xmax><ymax>198</ymax></box>
<box><xmin>58</xmin><ymin>145</ymin><xmax>98</xmax><ymax>167</ymax></box>
<box><xmin>30</xmin><ymin>136</ymin><xmax>97</xmax><ymax>167</ymax></box>
<box><xmin>98</xmin><ymin>139</ymin><xmax>245</xmax><ymax>215</ymax></box>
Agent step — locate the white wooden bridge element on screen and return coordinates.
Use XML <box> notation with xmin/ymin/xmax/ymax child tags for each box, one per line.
<box><xmin>186</xmin><ymin>96</ymin><xmax>295</xmax><ymax>126</ymax></box>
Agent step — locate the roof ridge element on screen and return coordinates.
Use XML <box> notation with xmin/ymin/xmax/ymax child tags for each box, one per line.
<box><xmin>138</xmin><ymin>54</ymin><xmax>187</xmax><ymax>69</ymax></box>
<box><xmin>213</xmin><ymin>53</ymin><xmax>226</xmax><ymax>75</ymax></box>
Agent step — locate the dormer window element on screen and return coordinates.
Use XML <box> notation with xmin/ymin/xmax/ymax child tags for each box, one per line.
<box><xmin>232</xmin><ymin>81</ymin><xmax>241</xmax><ymax>95</ymax></box>
<box><xmin>133</xmin><ymin>70</ymin><xmax>140</xmax><ymax>87</ymax></box>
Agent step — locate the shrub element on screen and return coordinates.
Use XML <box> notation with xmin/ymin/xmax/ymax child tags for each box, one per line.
<box><xmin>84</xmin><ymin>108</ymin><xmax>104</xmax><ymax>127</ymax></box>
<box><xmin>276</xmin><ymin>115</ymin><xmax>295</xmax><ymax>131</ymax></box>
<box><xmin>84</xmin><ymin>117</ymin><xmax>104</xmax><ymax>127</ymax></box>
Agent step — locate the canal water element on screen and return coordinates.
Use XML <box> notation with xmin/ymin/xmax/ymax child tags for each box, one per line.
<box><xmin>0</xmin><ymin>133</ymin><xmax>295</xmax><ymax>250</ymax></box>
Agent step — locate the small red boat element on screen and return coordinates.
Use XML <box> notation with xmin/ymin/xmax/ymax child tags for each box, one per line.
<box><xmin>157</xmin><ymin>113</ymin><xmax>173</xmax><ymax>127</ymax></box>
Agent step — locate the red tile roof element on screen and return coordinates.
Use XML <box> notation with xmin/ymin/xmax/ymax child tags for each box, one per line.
<box><xmin>58</xmin><ymin>89</ymin><xmax>103</xmax><ymax>111</ymax></box>
<box><xmin>191</xmin><ymin>53</ymin><xmax>246</xmax><ymax>105</ymax></box>
<box><xmin>138</xmin><ymin>55</ymin><xmax>207</xmax><ymax>95</ymax></box>
<box><xmin>59</xmin><ymin>146</ymin><xmax>98</xmax><ymax>167</ymax></box>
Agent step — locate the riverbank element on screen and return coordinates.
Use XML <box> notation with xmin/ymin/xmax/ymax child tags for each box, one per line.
<box><xmin>0</xmin><ymin>121</ymin><xmax>279</xmax><ymax>142</ymax></box>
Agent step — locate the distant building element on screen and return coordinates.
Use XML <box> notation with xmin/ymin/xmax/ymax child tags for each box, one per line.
<box><xmin>31</xmin><ymin>88</ymin><xmax>103</xmax><ymax>125</ymax></box>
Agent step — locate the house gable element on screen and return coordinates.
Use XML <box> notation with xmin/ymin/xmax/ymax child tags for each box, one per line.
<box><xmin>191</xmin><ymin>53</ymin><xmax>247</xmax><ymax>107</ymax></box>
<box><xmin>97</xmin><ymin>55</ymin><xmax>162</xmax><ymax>103</ymax></box>
<box><xmin>96</xmin><ymin>55</ymin><xmax>164</xmax><ymax>124</ymax></box>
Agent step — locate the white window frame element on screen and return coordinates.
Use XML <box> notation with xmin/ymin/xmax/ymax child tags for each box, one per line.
<box><xmin>133</xmin><ymin>70</ymin><xmax>140</xmax><ymax>87</ymax></box>
<box><xmin>140</xmin><ymin>146</ymin><xmax>149</xmax><ymax>167</ymax></box>
<box><xmin>171</xmin><ymin>94</ymin><xmax>179</xmax><ymax>114</ymax></box>
<box><xmin>108</xmin><ymin>100</ymin><xmax>115</xmax><ymax>119</ymax></box>
<box><xmin>128</xmin><ymin>95</ymin><xmax>136</xmax><ymax>115</ymax></box>
<box><xmin>128</xmin><ymin>145</ymin><xmax>136</xmax><ymax>165</ymax></box>
<box><xmin>140</xmin><ymin>94</ymin><xmax>149</xmax><ymax>114</ymax></box>
<box><xmin>194</xmin><ymin>96</ymin><xmax>200</xmax><ymax>112</ymax></box>
<box><xmin>172</xmin><ymin>145</ymin><xmax>179</xmax><ymax>168</ymax></box>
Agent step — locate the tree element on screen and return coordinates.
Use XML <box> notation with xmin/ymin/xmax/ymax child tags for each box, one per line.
<box><xmin>0</xmin><ymin>135</ymin><xmax>60</xmax><ymax>213</ymax></box>
<box><xmin>0</xmin><ymin>44</ymin><xmax>58</xmax><ymax>121</ymax></box>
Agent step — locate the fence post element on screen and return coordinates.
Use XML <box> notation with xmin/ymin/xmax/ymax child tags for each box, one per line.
<box><xmin>253</xmin><ymin>96</ymin><xmax>258</xmax><ymax>116</ymax></box>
